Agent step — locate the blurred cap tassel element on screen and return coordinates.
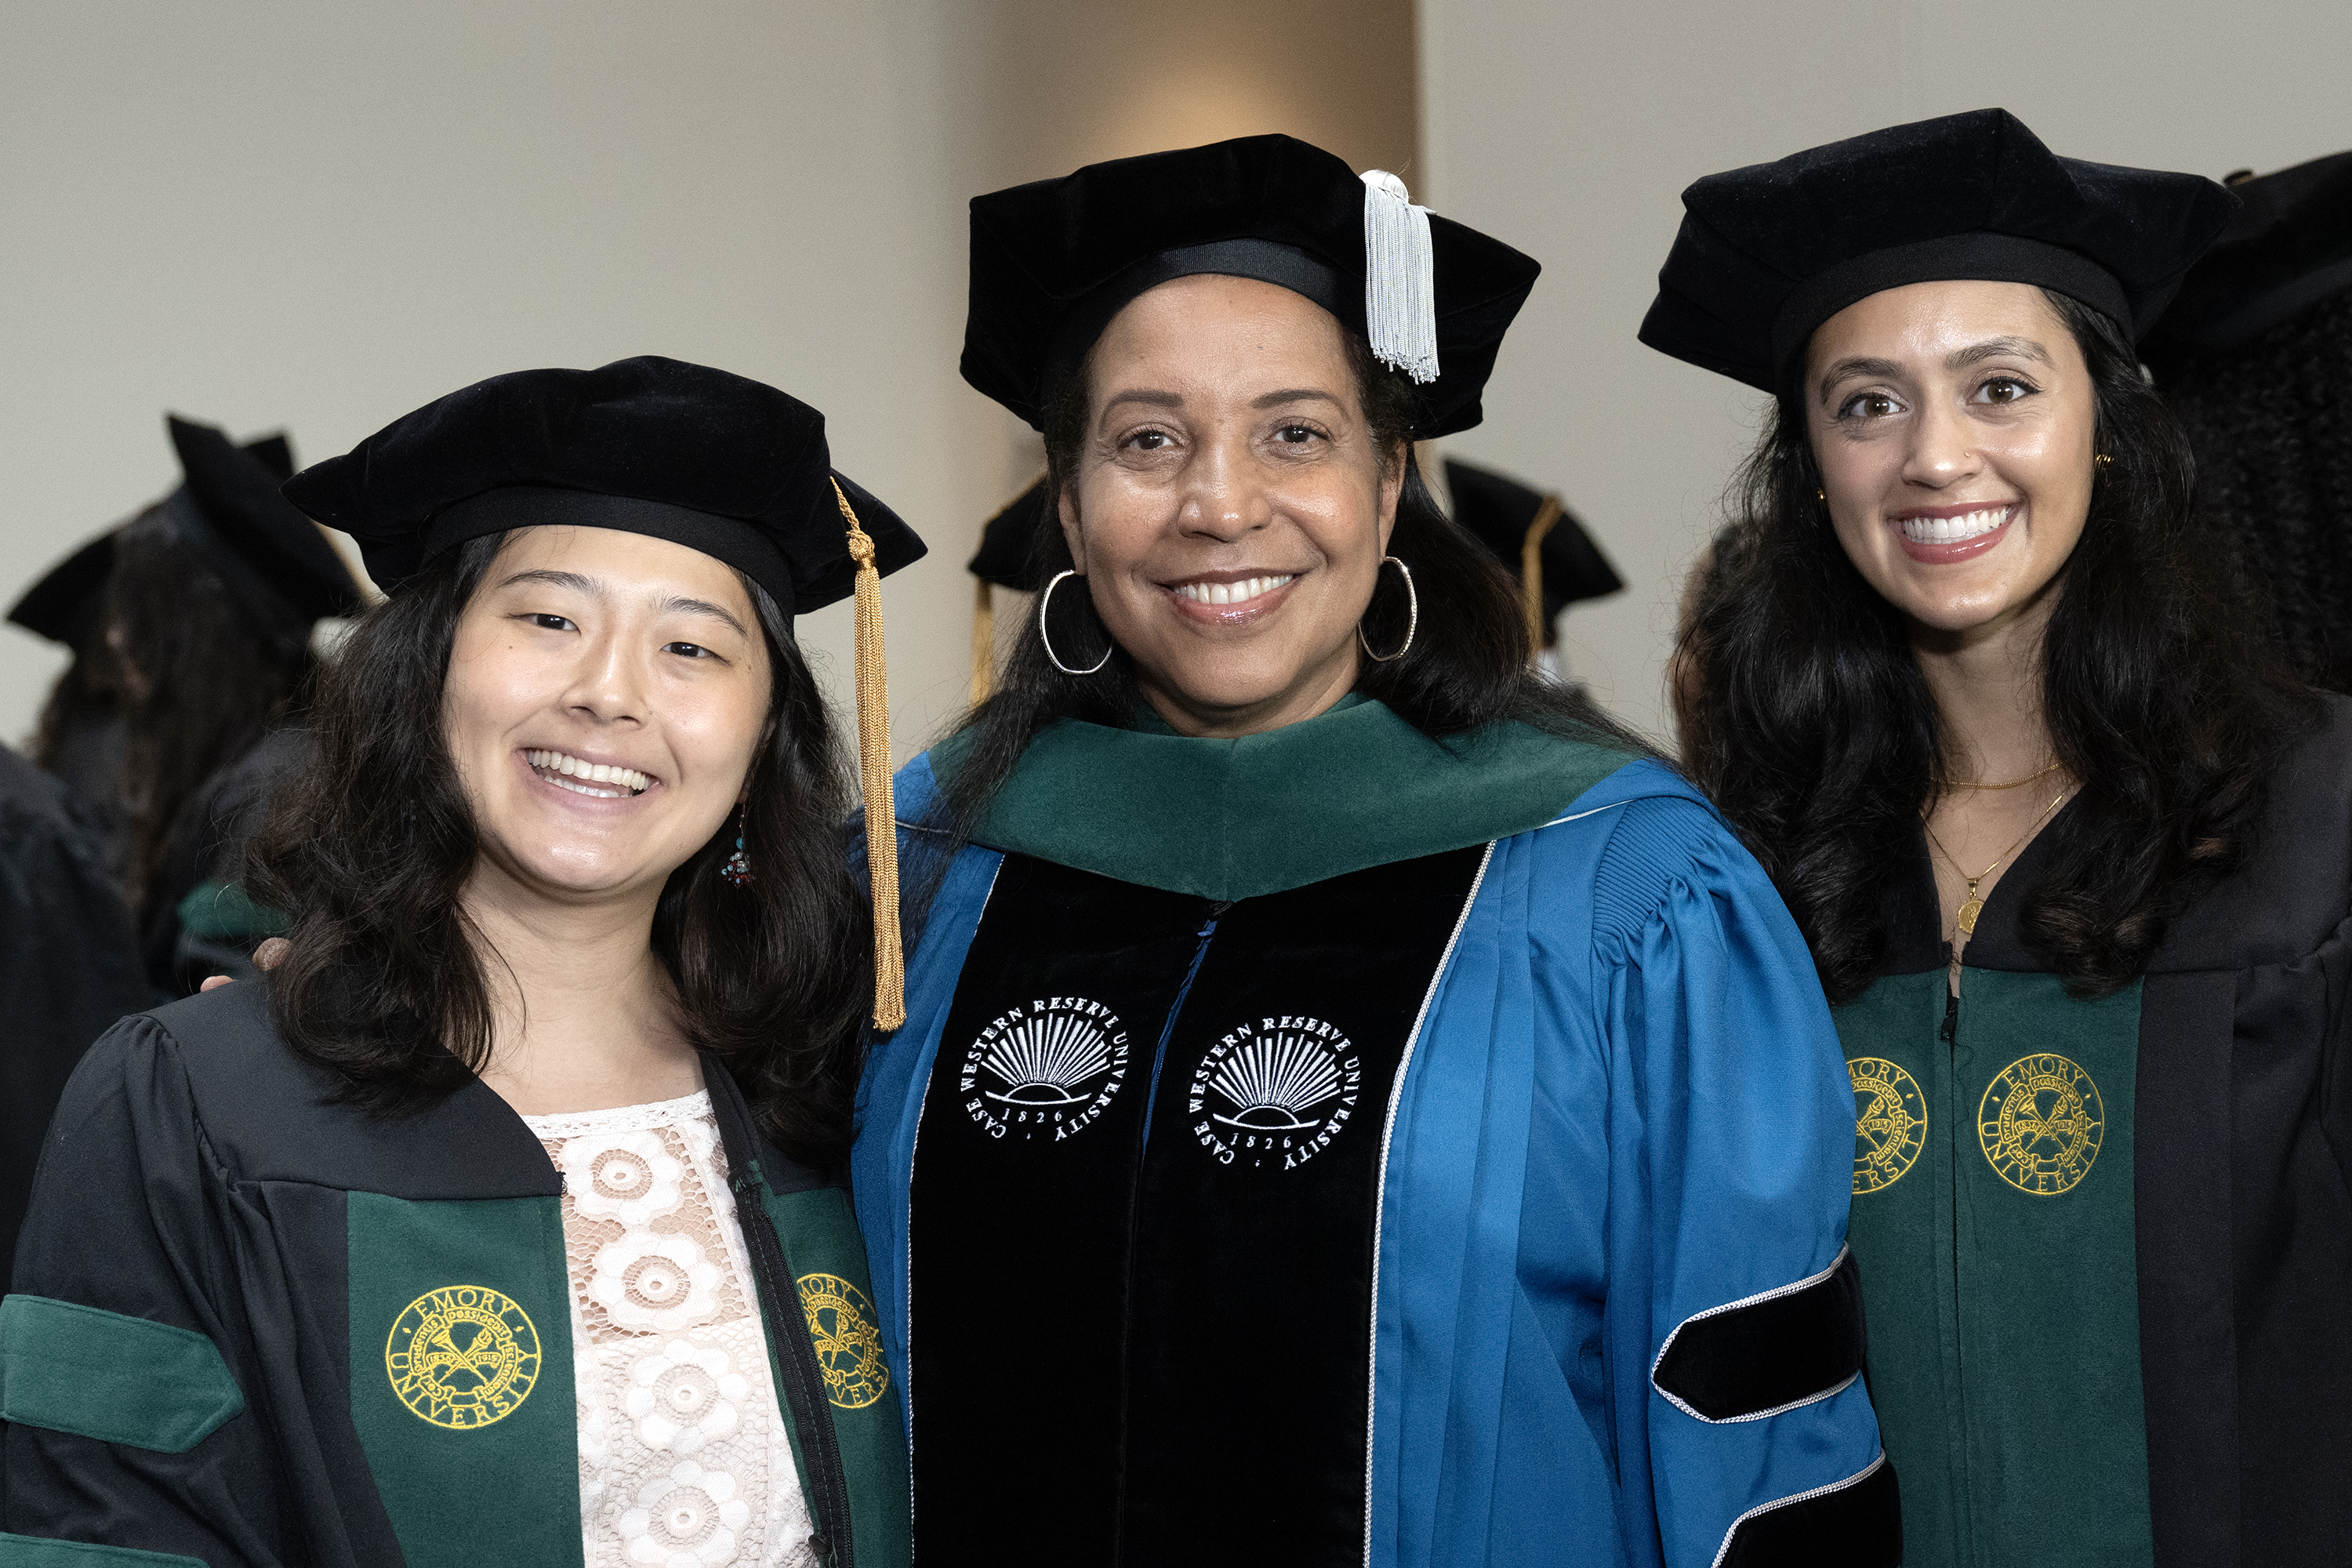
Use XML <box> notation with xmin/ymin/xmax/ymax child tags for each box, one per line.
<box><xmin>971</xmin><ymin>579</ymin><xmax>995</xmax><ymax>705</ymax></box>
<box><xmin>833</xmin><ymin>477</ymin><xmax>906</xmax><ymax>1030</ymax></box>
<box><xmin>1519</xmin><ymin>494</ymin><xmax>1563</xmax><ymax>662</ymax></box>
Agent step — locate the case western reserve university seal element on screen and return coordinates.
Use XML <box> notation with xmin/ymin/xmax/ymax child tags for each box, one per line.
<box><xmin>960</xmin><ymin>996</ymin><xmax>1131</xmax><ymax>1142</ymax></box>
<box><xmin>1189</xmin><ymin>1014</ymin><xmax>1363</xmax><ymax>1171</ymax></box>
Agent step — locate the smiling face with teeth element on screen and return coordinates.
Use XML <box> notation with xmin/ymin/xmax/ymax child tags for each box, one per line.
<box><xmin>442</xmin><ymin>524</ymin><xmax>771</xmax><ymax>907</ymax></box>
<box><xmin>1806</xmin><ymin>280</ymin><xmax>2100</xmax><ymax>641</ymax></box>
<box><xmin>1057</xmin><ymin>274</ymin><xmax>1404</xmax><ymax>737</ymax></box>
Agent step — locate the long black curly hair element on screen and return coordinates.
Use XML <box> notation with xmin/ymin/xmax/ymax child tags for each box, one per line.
<box><xmin>243</xmin><ymin>532</ymin><xmax>870</xmax><ymax>1166</ymax></box>
<box><xmin>2157</xmin><ymin>289</ymin><xmax>2352</xmax><ymax>691</ymax></box>
<box><xmin>1676</xmin><ymin>290</ymin><xmax>2321</xmax><ymax>1004</ymax></box>
<box><xmin>927</xmin><ymin>328</ymin><xmax>1647</xmax><ymax>858</ymax></box>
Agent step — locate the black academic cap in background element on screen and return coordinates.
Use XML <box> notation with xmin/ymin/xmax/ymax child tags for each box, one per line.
<box><xmin>1640</xmin><ymin>108</ymin><xmax>2238</xmax><ymax>391</ymax></box>
<box><xmin>1443</xmin><ymin>459</ymin><xmax>1621</xmax><ymax>649</ymax></box>
<box><xmin>7</xmin><ymin>532</ymin><xmax>117</xmax><ymax>648</ymax></box>
<box><xmin>963</xmin><ymin>133</ymin><xmax>1541</xmax><ymax>437</ymax></box>
<box><xmin>2144</xmin><ymin>149</ymin><xmax>2352</xmax><ymax>361</ymax></box>
<box><xmin>169</xmin><ymin>416</ymin><xmax>365</xmax><ymax>645</ymax></box>
<box><xmin>282</xmin><ymin>356</ymin><xmax>926</xmax><ymax>623</ymax></box>
<box><xmin>967</xmin><ymin>475</ymin><xmax>1052</xmax><ymax>593</ymax></box>
<box><xmin>9</xmin><ymin>426</ymin><xmax>352</xmax><ymax>652</ymax></box>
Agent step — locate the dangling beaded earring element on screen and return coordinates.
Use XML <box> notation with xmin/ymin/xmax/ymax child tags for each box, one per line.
<box><xmin>721</xmin><ymin>804</ymin><xmax>753</xmax><ymax>887</ymax></box>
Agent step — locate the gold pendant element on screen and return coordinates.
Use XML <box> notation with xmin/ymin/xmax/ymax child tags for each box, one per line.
<box><xmin>1956</xmin><ymin>897</ymin><xmax>1984</xmax><ymax>935</ymax></box>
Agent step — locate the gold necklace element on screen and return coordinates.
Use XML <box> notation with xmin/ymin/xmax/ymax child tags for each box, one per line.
<box><xmin>1922</xmin><ymin>784</ymin><xmax>2072</xmax><ymax>936</ymax></box>
<box><xmin>1933</xmin><ymin>759</ymin><xmax>2063</xmax><ymax>792</ymax></box>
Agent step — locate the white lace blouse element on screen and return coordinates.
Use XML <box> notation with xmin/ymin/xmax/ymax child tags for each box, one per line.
<box><xmin>521</xmin><ymin>1091</ymin><xmax>816</xmax><ymax>1568</ymax></box>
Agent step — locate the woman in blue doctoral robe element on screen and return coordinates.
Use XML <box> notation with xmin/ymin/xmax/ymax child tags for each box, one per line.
<box><xmin>850</xmin><ymin>134</ymin><xmax>1895</xmax><ymax>1568</ymax></box>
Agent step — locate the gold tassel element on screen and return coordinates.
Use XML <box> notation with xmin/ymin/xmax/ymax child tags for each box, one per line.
<box><xmin>1519</xmin><ymin>495</ymin><xmax>1564</xmax><ymax>664</ymax></box>
<box><xmin>831</xmin><ymin>477</ymin><xmax>906</xmax><ymax>1030</ymax></box>
<box><xmin>971</xmin><ymin>579</ymin><xmax>994</xmax><ymax>705</ymax></box>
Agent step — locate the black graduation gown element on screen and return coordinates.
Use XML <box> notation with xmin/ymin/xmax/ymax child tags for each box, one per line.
<box><xmin>1838</xmin><ymin>695</ymin><xmax>2352</xmax><ymax>1566</ymax></box>
<box><xmin>0</xmin><ymin>743</ymin><xmax>159</xmax><ymax>1283</ymax></box>
<box><xmin>0</xmin><ymin>981</ymin><xmax>911</xmax><ymax>1567</ymax></box>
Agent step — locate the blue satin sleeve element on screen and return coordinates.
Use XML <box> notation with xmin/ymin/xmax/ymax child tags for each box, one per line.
<box><xmin>1577</xmin><ymin>787</ymin><xmax>1882</xmax><ymax>1566</ymax></box>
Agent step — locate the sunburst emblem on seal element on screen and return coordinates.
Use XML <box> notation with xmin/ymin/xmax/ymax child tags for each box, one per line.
<box><xmin>960</xmin><ymin>996</ymin><xmax>1130</xmax><ymax>1142</ymax></box>
<box><xmin>1978</xmin><ymin>1052</ymin><xmax>2104</xmax><ymax>1195</ymax></box>
<box><xmin>384</xmin><ymin>1284</ymin><xmax>540</xmax><ymax>1429</ymax></box>
<box><xmin>1189</xmin><ymin>1015</ymin><xmax>1361</xmax><ymax>1171</ymax></box>
<box><xmin>1849</xmin><ymin>1056</ymin><xmax>1927</xmax><ymax>1194</ymax></box>
<box><xmin>797</xmin><ymin>1272</ymin><xmax>890</xmax><ymax>1410</ymax></box>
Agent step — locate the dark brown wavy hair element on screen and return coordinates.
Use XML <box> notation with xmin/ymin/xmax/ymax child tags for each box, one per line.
<box><xmin>244</xmin><ymin>532</ymin><xmax>870</xmax><ymax>1166</ymax></box>
<box><xmin>110</xmin><ymin>503</ymin><xmax>315</xmax><ymax>922</ymax></box>
<box><xmin>1676</xmin><ymin>290</ymin><xmax>2321</xmax><ymax>1003</ymax></box>
<box><xmin>925</xmin><ymin>327</ymin><xmax>1646</xmax><ymax>863</ymax></box>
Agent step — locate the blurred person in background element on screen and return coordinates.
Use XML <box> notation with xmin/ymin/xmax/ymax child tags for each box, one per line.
<box><xmin>0</xmin><ymin>739</ymin><xmax>158</xmax><ymax>1286</ymax></box>
<box><xmin>101</xmin><ymin>416</ymin><xmax>365</xmax><ymax>993</ymax></box>
<box><xmin>10</xmin><ymin>534</ymin><xmax>132</xmax><ymax>867</ymax></box>
<box><xmin>2</xmin><ymin>358</ymin><xmax>920</xmax><ymax>1567</ymax></box>
<box><xmin>1658</xmin><ymin>111</ymin><xmax>2347</xmax><ymax>1566</ymax></box>
<box><xmin>859</xmin><ymin>135</ymin><xmax>1896</xmax><ymax>1568</ymax></box>
<box><xmin>2143</xmin><ymin>150</ymin><xmax>2352</xmax><ymax>691</ymax></box>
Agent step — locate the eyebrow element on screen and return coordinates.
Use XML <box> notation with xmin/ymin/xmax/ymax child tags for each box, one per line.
<box><xmin>1946</xmin><ymin>335</ymin><xmax>2054</xmax><ymax>370</ymax></box>
<box><xmin>1250</xmin><ymin>388</ymin><xmax>1343</xmax><ymax>410</ymax></box>
<box><xmin>499</xmin><ymin>569</ymin><xmax>747</xmax><ymax>639</ymax></box>
<box><xmin>500</xmin><ymin>568</ymin><xmax>599</xmax><ymax>595</ymax></box>
<box><xmin>1102</xmin><ymin>388</ymin><xmax>1183</xmax><ymax>414</ymax></box>
<box><xmin>659</xmin><ymin>595</ymin><xmax>748</xmax><ymax>638</ymax></box>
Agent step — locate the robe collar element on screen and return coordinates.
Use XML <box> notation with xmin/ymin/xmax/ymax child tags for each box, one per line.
<box><xmin>937</xmin><ymin>695</ymin><xmax>1633</xmax><ymax>900</ymax></box>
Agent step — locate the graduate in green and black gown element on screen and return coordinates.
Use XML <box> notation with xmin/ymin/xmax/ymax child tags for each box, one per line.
<box><xmin>1657</xmin><ymin>110</ymin><xmax>2348</xmax><ymax>1566</ymax></box>
<box><xmin>2</xmin><ymin>358</ymin><xmax>922</xmax><ymax>1567</ymax></box>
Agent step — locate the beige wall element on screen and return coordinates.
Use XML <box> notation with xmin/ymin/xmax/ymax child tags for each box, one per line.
<box><xmin>1420</xmin><ymin>0</ymin><xmax>2352</xmax><ymax>742</ymax></box>
<box><xmin>0</xmin><ymin>0</ymin><xmax>1414</xmax><ymax>764</ymax></box>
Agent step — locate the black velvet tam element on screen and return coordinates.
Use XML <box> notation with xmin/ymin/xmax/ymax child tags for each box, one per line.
<box><xmin>2146</xmin><ymin>150</ymin><xmax>2352</xmax><ymax>361</ymax></box>
<box><xmin>966</xmin><ymin>474</ymin><xmax>1051</xmax><ymax>593</ymax></box>
<box><xmin>283</xmin><ymin>357</ymin><xmax>925</xmax><ymax>620</ymax></box>
<box><xmin>1640</xmin><ymin>108</ymin><xmax>2238</xmax><ymax>391</ymax></box>
<box><xmin>1443</xmin><ymin>459</ymin><xmax>1621</xmax><ymax>643</ymax></box>
<box><xmin>962</xmin><ymin>133</ymin><xmax>1541</xmax><ymax>438</ymax></box>
<box><xmin>9</xmin><ymin>427</ymin><xmax>332</xmax><ymax>649</ymax></box>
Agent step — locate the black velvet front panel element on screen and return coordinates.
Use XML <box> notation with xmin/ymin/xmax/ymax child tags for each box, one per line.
<box><xmin>908</xmin><ymin>846</ymin><xmax>1488</xmax><ymax>1567</ymax></box>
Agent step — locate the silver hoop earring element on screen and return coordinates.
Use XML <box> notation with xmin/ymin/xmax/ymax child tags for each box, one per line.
<box><xmin>1039</xmin><ymin>568</ymin><xmax>1112</xmax><ymax>676</ymax></box>
<box><xmin>1356</xmin><ymin>556</ymin><xmax>1417</xmax><ymax>663</ymax></box>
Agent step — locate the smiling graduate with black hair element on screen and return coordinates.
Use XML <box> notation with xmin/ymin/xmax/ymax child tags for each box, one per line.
<box><xmin>1</xmin><ymin>358</ymin><xmax>922</xmax><ymax>1568</ymax></box>
<box><xmin>858</xmin><ymin>134</ymin><xmax>1896</xmax><ymax>1568</ymax></box>
<box><xmin>1659</xmin><ymin>110</ymin><xmax>2348</xmax><ymax>1567</ymax></box>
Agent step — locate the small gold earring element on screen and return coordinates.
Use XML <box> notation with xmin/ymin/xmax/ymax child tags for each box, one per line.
<box><xmin>1817</xmin><ymin>487</ymin><xmax>1828</xmax><ymax>503</ymax></box>
<box><xmin>2094</xmin><ymin>452</ymin><xmax>2113</xmax><ymax>468</ymax></box>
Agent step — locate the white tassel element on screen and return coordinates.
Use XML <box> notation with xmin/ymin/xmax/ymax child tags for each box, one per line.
<box><xmin>1360</xmin><ymin>169</ymin><xmax>1439</xmax><ymax>384</ymax></box>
